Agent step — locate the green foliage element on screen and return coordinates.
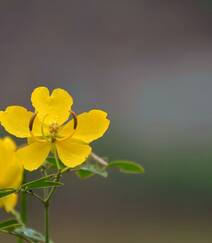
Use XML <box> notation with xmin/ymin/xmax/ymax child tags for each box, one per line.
<box><xmin>76</xmin><ymin>159</ymin><xmax>144</xmax><ymax>179</ymax></box>
<box><xmin>0</xmin><ymin>154</ymin><xmax>144</xmax><ymax>243</ymax></box>
<box><xmin>21</xmin><ymin>175</ymin><xmax>63</xmax><ymax>190</ymax></box>
<box><xmin>76</xmin><ymin>169</ymin><xmax>94</xmax><ymax>179</ymax></box>
<box><xmin>76</xmin><ymin>163</ymin><xmax>108</xmax><ymax>179</ymax></box>
<box><xmin>0</xmin><ymin>223</ymin><xmax>51</xmax><ymax>243</ymax></box>
<box><xmin>0</xmin><ymin>84</ymin><xmax>144</xmax><ymax>243</ymax></box>
<box><xmin>0</xmin><ymin>189</ymin><xmax>16</xmax><ymax>198</ymax></box>
<box><xmin>14</xmin><ymin>227</ymin><xmax>48</xmax><ymax>243</ymax></box>
<box><xmin>0</xmin><ymin>219</ymin><xmax>21</xmax><ymax>231</ymax></box>
<box><xmin>108</xmin><ymin>160</ymin><xmax>144</xmax><ymax>174</ymax></box>
<box><xmin>46</xmin><ymin>157</ymin><xmax>65</xmax><ymax>169</ymax></box>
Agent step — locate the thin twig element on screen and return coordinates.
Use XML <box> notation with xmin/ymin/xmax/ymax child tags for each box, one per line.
<box><xmin>90</xmin><ymin>152</ymin><xmax>108</xmax><ymax>166</ymax></box>
<box><xmin>43</xmin><ymin>150</ymin><xmax>62</xmax><ymax>243</ymax></box>
<box><xmin>11</xmin><ymin>209</ymin><xmax>24</xmax><ymax>226</ymax></box>
<box><xmin>25</xmin><ymin>190</ymin><xmax>44</xmax><ymax>203</ymax></box>
<box><xmin>45</xmin><ymin>170</ymin><xmax>62</xmax><ymax>203</ymax></box>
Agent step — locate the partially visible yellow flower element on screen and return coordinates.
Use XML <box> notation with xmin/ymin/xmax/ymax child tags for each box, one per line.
<box><xmin>0</xmin><ymin>137</ymin><xmax>23</xmax><ymax>212</ymax></box>
<box><xmin>0</xmin><ymin>87</ymin><xmax>110</xmax><ymax>171</ymax></box>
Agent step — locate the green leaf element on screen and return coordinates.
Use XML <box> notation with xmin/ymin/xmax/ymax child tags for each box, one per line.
<box><xmin>1</xmin><ymin>226</ymin><xmax>52</xmax><ymax>243</ymax></box>
<box><xmin>76</xmin><ymin>170</ymin><xmax>95</xmax><ymax>179</ymax></box>
<box><xmin>0</xmin><ymin>219</ymin><xmax>21</xmax><ymax>231</ymax></box>
<box><xmin>108</xmin><ymin>160</ymin><xmax>144</xmax><ymax>174</ymax></box>
<box><xmin>14</xmin><ymin>227</ymin><xmax>48</xmax><ymax>242</ymax></box>
<box><xmin>21</xmin><ymin>175</ymin><xmax>63</xmax><ymax>190</ymax></box>
<box><xmin>0</xmin><ymin>189</ymin><xmax>16</xmax><ymax>198</ymax></box>
<box><xmin>46</xmin><ymin>157</ymin><xmax>65</xmax><ymax>169</ymax></box>
<box><xmin>77</xmin><ymin>163</ymin><xmax>108</xmax><ymax>179</ymax></box>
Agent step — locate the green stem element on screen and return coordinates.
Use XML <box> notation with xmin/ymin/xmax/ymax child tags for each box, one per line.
<box><xmin>44</xmin><ymin>150</ymin><xmax>62</xmax><ymax>243</ymax></box>
<box><xmin>45</xmin><ymin>170</ymin><xmax>61</xmax><ymax>203</ymax></box>
<box><xmin>53</xmin><ymin>145</ymin><xmax>61</xmax><ymax>170</ymax></box>
<box><xmin>41</xmin><ymin>167</ymin><xmax>49</xmax><ymax>199</ymax></box>
<box><xmin>21</xmin><ymin>172</ymin><xmax>27</xmax><ymax>224</ymax></box>
<box><xmin>44</xmin><ymin>202</ymin><xmax>49</xmax><ymax>243</ymax></box>
<box><xmin>27</xmin><ymin>190</ymin><xmax>45</xmax><ymax>203</ymax></box>
<box><xmin>11</xmin><ymin>209</ymin><xmax>24</xmax><ymax>226</ymax></box>
<box><xmin>20</xmin><ymin>191</ymin><xmax>27</xmax><ymax>224</ymax></box>
<box><xmin>18</xmin><ymin>171</ymin><xmax>27</xmax><ymax>243</ymax></box>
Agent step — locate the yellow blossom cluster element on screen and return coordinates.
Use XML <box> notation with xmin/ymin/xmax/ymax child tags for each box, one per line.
<box><xmin>0</xmin><ymin>86</ymin><xmax>110</xmax><ymax>212</ymax></box>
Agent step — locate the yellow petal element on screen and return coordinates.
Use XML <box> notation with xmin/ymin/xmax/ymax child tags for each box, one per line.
<box><xmin>0</xmin><ymin>137</ymin><xmax>22</xmax><ymax>212</ymax></box>
<box><xmin>0</xmin><ymin>106</ymin><xmax>33</xmax><ymax>138</ymax></box>
<box><xmin>31</xmin><ymin>86</ymin><xmax>73</xmax><ymax>125</ymax></box>
<box><xmin>0</xmin><ymin>137</ymin><xmax>23</xmax><ymax>189</ymax></box>
<box><xmin>0</xmin><ymin>162</ymin><xmax>23</xmax><ymax>189</ymax></box>
<box><xmin>56</xmin><ymin>138</ymin><xmax>91</xmax><ymax>168</ymax></box>
<box><xmin>2</xmin><ymin>136</ymin><xmax>16</xmax><ymax>151</ymax></box>
<box><xmin>60</xmin><ymin>109</ymin><xmax>110</xmax><ymax>143</ymax></box>
<box><xmin>0</xmin><ymin>194</ymin><xmax>18</xmax><ymax>212</ymax></box>
<box><xmin>17</xmin><ymin>141</ymin><xmax>51</xmax><ymax>171</ymax></box>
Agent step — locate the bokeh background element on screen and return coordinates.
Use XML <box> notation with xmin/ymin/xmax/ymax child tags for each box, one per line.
<box><xmin>0</xmin><ymin>1</ymin><xmax>212</xmax><ymax>242</ymax></box>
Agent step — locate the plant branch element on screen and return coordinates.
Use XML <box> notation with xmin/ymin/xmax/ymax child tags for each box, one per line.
<box><xmin>25</xmin><ymin>190</ymin><xmax>44</xmax><ymax>203</ymax></box>
<box><xmin>90</xmin><ymin>152</ymin><xmax>108</xmax><ymax>166</ymax></box>
<box><xmin>20</xmin><ymin>172</ymin><xmax>27</xmax><ymax>224</ymax></box>
<box><xmin>44</xmin><ymin>202</ymin><xmax>49</xmax><ymax>243</ymax></box>
<box><xmin>11</xmin><ymin>209</ymin><xmax>24</xmax><ymax>226</ymax></box>
<box><xmin>18</xmin><ymin>171</ymin><xmax>27</xmax><ymax>243</ymax></box>
<box><xmin>44</xmin><ymin>149</ymin><xmax>62</xmax><ymax>243</ymax></box>
<box><xmin>45</xmin><ymin>170</ymin><xmax>62</xmax><ymax>203</ymax></box>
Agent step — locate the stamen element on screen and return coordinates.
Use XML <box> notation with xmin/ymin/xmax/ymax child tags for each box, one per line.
<box><xmin>49</xmin><ymin>123</ymin><xmax>60</xmax><ymax>134</ymax></box>
<box><xmin>57</xmin><ymin>110</ymin><xmax>78</xmax><ymax>142</ymax></box>
<box><xmin>29</xmin><ymin>114</ymin><xmax>48</xmax><ymax>143</ymax></box>
<box><xmin>71</xmin><ymin>111</ymin><xmax>78</xmax><ymax>130</ymax></box>
<box><xmin>29</xmin><ymin>113</ymin><xmax>36</xmax><ymax>132</ymax></box>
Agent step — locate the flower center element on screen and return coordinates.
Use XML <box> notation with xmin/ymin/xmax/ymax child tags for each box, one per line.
<box><xmin>49</xmin><ymin>123</ymin><xmax>60</xmax><ymax>136</ymax></box>
<box><xmin>29</xmin><ymin>111</ymin><xmax>78</xmax><ymax>143</ymax></box>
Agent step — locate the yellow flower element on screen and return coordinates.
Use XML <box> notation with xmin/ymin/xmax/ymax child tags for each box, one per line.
<box><xmin>0</xmin><ymin>137</ymin><xmax>23</xmax><ymax>212</ymax></box>
<box><xmin>0</xmin><ymin>87</ymin><xmax>110</xmax><ymax>171</ymax></box>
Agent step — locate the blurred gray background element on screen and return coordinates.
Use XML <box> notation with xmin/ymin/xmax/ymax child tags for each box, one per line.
<box><xmin>0</xmin><ymin>1</ymin><xmax>212</xmax><ymax>242</ymax></box>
